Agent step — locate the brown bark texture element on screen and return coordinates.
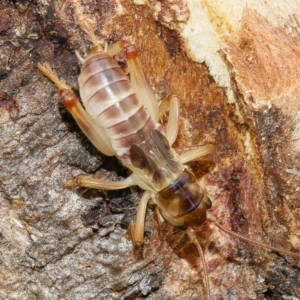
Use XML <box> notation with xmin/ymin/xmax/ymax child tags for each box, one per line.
<box><xmin>0</xmin><ymin>1</ymin><xmax>299</xmax><ymax>300</ymax></box>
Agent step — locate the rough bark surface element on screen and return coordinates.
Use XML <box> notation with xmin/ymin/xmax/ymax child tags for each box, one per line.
<box><xmin>0</xmin><ymin>1</ymin><xmax>299</xmax><ymax>300</ymax></box>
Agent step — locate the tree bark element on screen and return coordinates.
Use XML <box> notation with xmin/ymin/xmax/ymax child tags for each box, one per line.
<box><xmin>0</xmin><ymin>1</ymin><xmax>299</xmax><ymax>299</ymax></box>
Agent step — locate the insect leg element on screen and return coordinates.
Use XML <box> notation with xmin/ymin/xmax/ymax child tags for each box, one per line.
<box><xmin>65</xmin><ymin>174</ymin><xmax>134</xmax><ymax>189</ymax></box>
<box><xmin>128</xmin><ymin>191</ymin><xmax>152</xmax><ymax>245</ymax></box>
<box><xmin>179</xmin><ymin>144</ymin><xmax>215</xmax><ymax>163</ymax></box>
<box><xmin>159</xmin><ymin>95</ymin><xmax>179</xmax><ymax>145</ymax></box>
<box><xmin>120</xmin><ymin>41</ymin><xmax>160</xmax><ymax>122</ymax></box>
<box><xmin>37</xmin><ymin>62</ymin><xmax>115</xmax><ymax>156</ymax></box>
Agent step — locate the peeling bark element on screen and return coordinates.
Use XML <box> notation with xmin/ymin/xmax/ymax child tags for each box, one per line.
<box><xmin>0</xmin><ymin>1</ymin><xmax>299</xmax><ymax>300</ymax></box>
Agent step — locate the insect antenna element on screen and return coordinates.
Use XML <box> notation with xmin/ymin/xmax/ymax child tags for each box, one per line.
<box><xmin>186</xmin><ymin>227</ymin><xmax>211</xmax><ymax>300</ymax></box>
<box><xmin>207</xmin><ymin>212</ymin><xmax>300</xmax><ymax>258</ymax></box>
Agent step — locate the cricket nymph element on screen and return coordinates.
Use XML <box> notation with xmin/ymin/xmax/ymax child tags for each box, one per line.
<box><xmin>37</xmin><ymin>20</ymin><xmax>300</xmax><ymax>300</ymax></box>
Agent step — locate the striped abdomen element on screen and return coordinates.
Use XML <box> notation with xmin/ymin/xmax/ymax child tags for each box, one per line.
<box><xmin>78</xmin><ymin>51</ymin><xmax>161</xmax><ymax>162</ymax></box>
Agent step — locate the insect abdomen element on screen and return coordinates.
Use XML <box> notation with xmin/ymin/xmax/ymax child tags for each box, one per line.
<box><xmin>78</xmin><ymin>52</ymin><xmax>160</xmax><ymax>161</ymax></box>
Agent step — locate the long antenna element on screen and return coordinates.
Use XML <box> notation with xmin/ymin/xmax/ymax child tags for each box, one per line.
<box><xmin>186</xmin><ymin>227</ymin><xmax>211</xmax><ymax>300</ymax></box>
<box><xmin>207</xmin><ymin>212</ymin><xmax>300</xmax><ymax>258</ymax></box>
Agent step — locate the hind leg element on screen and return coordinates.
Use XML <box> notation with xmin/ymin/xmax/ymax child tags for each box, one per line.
<box><xmin>159</xmin><ymin>95</ymin><xmax>180</xmax><ymax>146</ymax></box>
<box><xmin>37</xmin><ymin>62</ymin><xmax>115</xmax><ymax>157</ymax></box>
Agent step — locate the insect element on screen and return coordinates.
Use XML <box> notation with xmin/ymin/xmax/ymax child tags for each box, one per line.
<box><xmin>37</xmin><ymin>20</ymin><xmax>300</xmax><ymax>299</ymax></box>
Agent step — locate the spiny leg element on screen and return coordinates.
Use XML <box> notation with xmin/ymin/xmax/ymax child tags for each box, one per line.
<box><xmin>179</xmin><ymin>144</ymin><xmax>215</xmax><ymax>163</ymax></box>
<box><xmin>109</xmin><ymin>40</ymin><xmax>180</xmax><ymax>145</ymax></box>
<box><xmin>159</xmin><ymin>95</ymin><xmax>180</xmax><ymax>146</ymax></box>
<box><xmin>37</xmin><ymin>62</ymin><xmax>115</xmax><ymax>157</ymax></box>
<box><xmin>119</xmin><ymin>41</ymin><xmax>160</xmax><ymax>122</ymax></box>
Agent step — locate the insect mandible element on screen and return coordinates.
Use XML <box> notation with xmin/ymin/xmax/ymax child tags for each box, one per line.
<box><xmin>37</xmin><ymin>20</ymin><xmax>300</xmax><ymax>299</ymax></box>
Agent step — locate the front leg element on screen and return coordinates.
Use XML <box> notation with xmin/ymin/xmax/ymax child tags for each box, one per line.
<box><xmin>128</xmin><ymin>191</ymin><xmax>152</xmax><ymax>245</ymax></box>
<box><xmin>67</xmin><ymin>173</ymin><xmax>150</xmax><ymax>245</ymax></box>
<box><xmin>65</xmin><ymin>174</ymin><xmax>134</xmax><ymax>190</ymax></box>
